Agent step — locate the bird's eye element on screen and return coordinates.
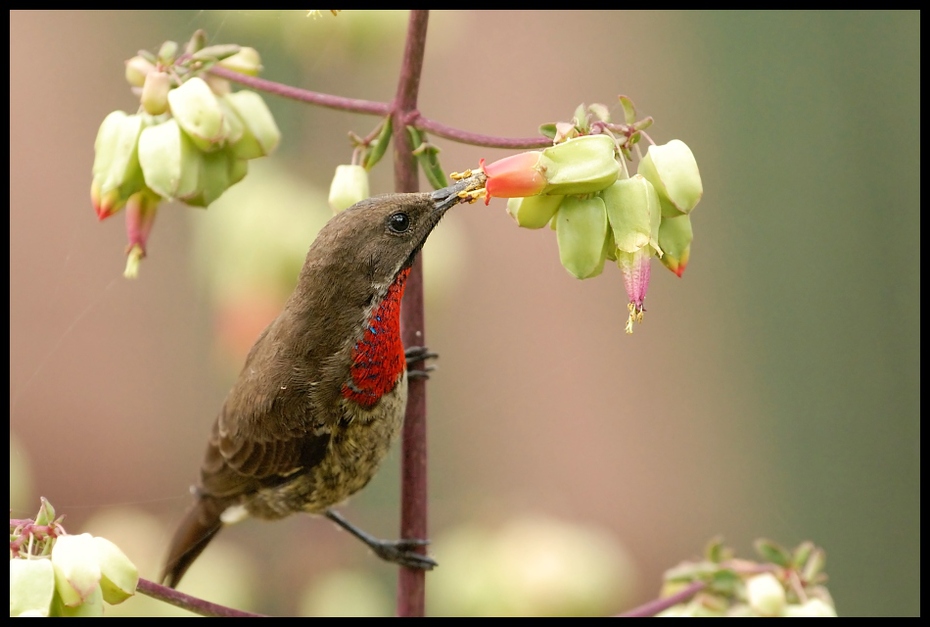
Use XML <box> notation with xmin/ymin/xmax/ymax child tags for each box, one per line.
<box><xmin>387</xmin><ymin>212</ymin><xmax>410</xmax><ymax>233</ymax></box>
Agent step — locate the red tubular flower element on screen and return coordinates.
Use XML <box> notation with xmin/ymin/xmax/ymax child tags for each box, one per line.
<box><xmin>480</xmin><ymin>153</ymin><xmax>547</xmax><ymax>205</ymax></box>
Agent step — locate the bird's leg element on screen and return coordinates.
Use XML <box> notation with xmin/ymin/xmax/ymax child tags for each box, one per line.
<box><xmin>324</xmin><ymin>509</ymin><xmax>437</xmax><ymax>570</ymax></box>
<box><xmin>404</xmin><ymin>345</ymin><xmax>438</xmax><ymax>380</ymax></box>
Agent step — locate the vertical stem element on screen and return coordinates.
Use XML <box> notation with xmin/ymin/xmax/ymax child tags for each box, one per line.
<box><xmin>393</xmin><ymin>9</ymin><xmax>430</xmax><ymax>618</ymax></box>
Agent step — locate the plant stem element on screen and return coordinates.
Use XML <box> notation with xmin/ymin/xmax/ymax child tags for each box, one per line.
<box><xmin>393</xmin><ymin>9</ymin><xmax>430</xmax><ymax>618</ymax></box>
<box><xmin>209</xmin><ymin>66</ymin><xmax>390</xmax><ymax>116</ymax></box>
<box><xmin>617</xmin><ymin>581</ymin><xmax>707</xmax><ymax>617</ymax></box>
<box><xmin>136</xmin><ymin>578</ymin><xmax>264</xmax><ymax>617</ymax></box>
<box><xmin>408</xmin><ymin>113</ymin><xmax>550</xmax><ymax>149</ymax></box>
<box><xmin>209</xmin><ymin>67</ymin><xmax>549</xmax><ymax>149</ymax></box>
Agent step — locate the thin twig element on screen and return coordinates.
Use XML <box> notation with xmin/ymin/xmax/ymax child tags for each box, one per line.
<box><xmin>409</xmin><ymin>113</ymin><xmax>551</xmax><ymax>149</ymax></box>
<box><xmin>617</xmin><ymin>580</ymin><xmax>707</xmax><ymax>617</ymax></box>
<box><xmin>209</xmin><ymin>66</ymin><xmax>551</xmax><ymax>150</ymax></box>
<box><xmin>208</xmin><ymin>65</ymin><xmax>389</xmax><ymax>116</ymax></box>
<box><xmin>136</xmin><ymin>578</ymin><xmax>264</xmax><ymax>617</ymax></box>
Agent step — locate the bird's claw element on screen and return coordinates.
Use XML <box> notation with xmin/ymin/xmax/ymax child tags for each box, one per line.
<box><xmin>325</xmin><ymin>509</ymin><xmax>437</xmax><ymax>570</ymax></box>
<box><xmin>405</xmin><ymin>345</ymin><xmax>438</xmax><ymax>380</ymax></box>
<box><xmin>369</xmin><ymin>538</ymin><xmax>438</xmax><ymax>571</ymax></box>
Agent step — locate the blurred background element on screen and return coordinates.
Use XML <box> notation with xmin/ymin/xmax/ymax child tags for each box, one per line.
<box><xmin>10</xmin><ymin>10</ymin><xmax>919</xmax><ymax>616</ymax></box>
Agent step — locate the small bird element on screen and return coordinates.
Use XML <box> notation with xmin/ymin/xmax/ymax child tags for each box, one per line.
<box><xmin>161</xmin><ymin>178</ymin><xmax>481</xmax><ymax>588</ymax></box>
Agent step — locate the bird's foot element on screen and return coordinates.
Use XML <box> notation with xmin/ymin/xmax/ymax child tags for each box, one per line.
<box><xmin>404</xmin><ymin>345</ymin><xmax>438</xmax><ymax>380</ymax></box>
<box><xmin>325</xmin><ymin>509</ymin><xmax>437</xmax><ymax>570</ymax></box>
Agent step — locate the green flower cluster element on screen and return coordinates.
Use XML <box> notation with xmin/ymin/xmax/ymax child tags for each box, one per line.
<box><xmin>483</xmin><ymin>101</ymin><xmax>703</xmax><ymax>333</ymax></box>
<box><xmin>91</xmin><ymin>33</ymin><xmax>281</xmax><ymax>277</ymax></box>
<box><xmin>10</xmin><ymin>499</ymin><xmax>139</xmax><ymax>617</ymax></box>
<box><xmin>656</xmin><ymin>538</ymin><xmax>837</xmax><ymax>617</ymax></box>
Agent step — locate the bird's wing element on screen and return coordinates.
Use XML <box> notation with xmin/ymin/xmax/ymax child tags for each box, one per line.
<box><xmin>198</xmin><ymin>320</ymin><xmax>339</xmax><ymax>498</ymax></box>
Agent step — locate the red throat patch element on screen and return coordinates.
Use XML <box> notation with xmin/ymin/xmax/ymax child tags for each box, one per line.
<box><xmin>340</xmin><ymin>267</ymin><xmax>411</xmax><ymax>409</ymax></box>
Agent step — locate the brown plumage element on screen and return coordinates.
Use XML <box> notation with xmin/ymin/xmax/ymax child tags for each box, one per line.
<box><xmin>162</xmin><ymin>183</ymin><xmax>476</xmax><ymax>587</ymax></box>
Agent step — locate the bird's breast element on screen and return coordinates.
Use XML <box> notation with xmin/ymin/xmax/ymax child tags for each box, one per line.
<box><xmin>340</xmin><ymin>267</ymin><xmax>410</xmax><ymax>410</ymax></box>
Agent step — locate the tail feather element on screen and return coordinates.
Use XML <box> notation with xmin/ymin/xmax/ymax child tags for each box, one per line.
<box><xmin>161</xmin><ymin>496</ymin><xmax>227</xmax><ymax>588</ymax></box>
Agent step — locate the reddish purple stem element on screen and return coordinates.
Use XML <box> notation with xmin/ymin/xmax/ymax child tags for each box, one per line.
<box><xmin>208</xmin><ymin>64</ymin><xmax>550</xmax><ymax>150</ymax></box>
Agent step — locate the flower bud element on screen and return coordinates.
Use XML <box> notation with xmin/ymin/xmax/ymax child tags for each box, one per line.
<box><xmin>10</xmin><ymin>558</ymin><xmax>55</xmax><ymax>617</ymax></box>
<box><xmin>217</xmin><ymin>46</ymin><xmax>263</xmax><ymax>76</ymax></box>
<box><xmin>539</xmin><ymin>134</ymin><xmax>620</xmax><ymax>196</ymax></box>
<box><xmin>506</xmin><ymin>194</ymin><xmax>563</xmax><ymax>229</ymax></box>
<box><xmin>138</xmin><ymin>118</ymin><xmax>203</xmax><ymax>200</ymax></box>
<box><xmin>556</xmin><ymin>195</ymin><xmax>609</xmax><ymax>280</ymax></box>
<box><xmin>51</xmin><ymin>533</ymin><xmax>101</xmax><ymax>607</ymax></box>
<box><xmin>168</xmin><ymin>76</ymin><xmax>227</xmax><ymax>152</ymax></box>
<box><xmin>601</xmin><ymin>174</ymin><xmax>661</xmax><ymax>254</ymax></box>
<box><xmin>184</xmin><ymin>148</ymin><xmax>243</xmax><ymax>208</ymax></box>
<box><xmin>92</xmin><ymin>536</ymin><xmax>138</xmax><ymax>604</ymax></box>
<box><xmin>657</xmin><ymin>213</ymin><xmax>693</xmax><ymax>277</ymax></box>
<box><xmin>140</xmin><ymin>70</ymin><xmax>171</xmax><ymax>116</ymax></box>
<box><xmin>124</xmin><ymin>55</ymin><xmax>154</xmax><ymax>88</ymax></box>
<box><xmin>90</xmin><ymin>111</ymin><xmax>148</xmax><ymax>220</ymax></box>
<box><xmin>637</xmin><ymin>139</ymin><xmax>703</xmax><ymax>216</ymax></box>
<box><xmin>329</xmin><ymin>164</ymin><xmax>370</xmax><ymax>213</ymax></box>
<box><xmin>52</xmin><ymin>585</ymin><xmax>103</xmax><ymax>616</ymax></box>
<box><xmin>157</xmin><ymin>40</ymin><xmax>178</xmax><ymax>66</ymax></box>
<box><xmin>745</xmin><ymin>573</ymin><xmax>786</xmax><ymax>617</ymax></box>
<box><xmin>34</xmin><ymin>497</ymin><xmax>57</xmax><ymax>526</ymax></box>
<box><xmin>222</xmin><ymin>90</ymin><xmax>281</xmax><ymax>159</ymax></box>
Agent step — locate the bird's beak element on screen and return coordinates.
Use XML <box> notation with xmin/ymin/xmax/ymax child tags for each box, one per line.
<box><xmin>431</xmin><ymin>171</ymin><xmax>488</xmax><ymax>213</ymax></box>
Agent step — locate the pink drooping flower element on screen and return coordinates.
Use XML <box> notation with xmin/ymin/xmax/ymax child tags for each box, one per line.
<box><xmin>123</xmin><ymin>191</ymin><xmax>159</xmax><ymax>279</ymax></box>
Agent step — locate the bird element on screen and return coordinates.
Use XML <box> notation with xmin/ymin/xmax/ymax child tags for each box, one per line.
<box><xmin>161</xmin><ymin>177</ymin><xmax>482</xmax><ymax>588</ymax></box>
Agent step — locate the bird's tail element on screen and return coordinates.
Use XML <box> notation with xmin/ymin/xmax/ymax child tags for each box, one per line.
<box><xmin>161</xmin><ymin>495</ymin><xmax>228</xmax><ymax>588</ymax></box>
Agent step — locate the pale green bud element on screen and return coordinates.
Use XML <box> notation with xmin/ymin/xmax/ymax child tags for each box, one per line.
<box><xmin>745</xmin><ymin>573</ymin><xmax>787</xmax><ymax>617</ymax></box>
<box><xmin>10</xmin><ymin>558</ymin><xmax>56</xmax><ymax>616</ymax></box>
<box><xmin>34</xmin><ymin>496</ymin><xmax>57</xmax><ymax>526</ymax></box>
<box><xmin>506</xmin><ymin>194</ymin><xmax>563</xmax><ymax>229</ymax></box>
<box><xmin>216</xmin><ymin>93</ymin><xmax>245</xmax><ymax>145</ymax></box>
<box><xmin>92</xmin><ymin>111</ymin><xmax>126</xmax><ymax>179</ymax></box>
<box><xmin>52</xmin><ymin>585</ymin><xmax>103</xmax><ymax>616</ymax></box>
<box><xmin>185</xmin><ymin>149</ymin><xmax>250</xmax><ymax>208</ymax></box>
<box><xmin>222</xmin><ymin>90</ymin><xmax>281</xmax><ymax>159</ymax></box>
<box><xmin>138</xmin><ymin>118</ymin><xmax>203</xmax><ymax>200</ymax></box>
<box><xmin>141</xmin><ymin>70</ymin><xmax>171</xmax><ymax>116</ymax></box>
<box><xmin>157</xmin><ymin>40</ymin><xmax>178</xmax><ymax>66</ymax></box>
<box><xmin>93</xmin><ymin>536</ymin><xmax>138</xmax><ymax>604</ymax></box>
<box><xmin>539</xmin><ymin>134</ymin><xmax>620</xmax><ymax>196</ymax></box>
<box><xmin>218</xmin><ymin>46</ymin><xmax>263</xmax><ymax>76</ymax></box>
<box><xmin>90</xmin><ymin>111</ymin><xmax>148</xmax><ymax>219</ymax></box>
<box><xmin>228</xmin><ymin>156</ymin><xmax>249</xmax><ymax>186</ymax></box>
<box><xmin>601</xmin><ymin>174</ymin><xmax>661</xmax><ymax>254</ymax></box>
<box><xmin>51</xmin><ymin>533</ymin><xmax>101</xmax><ymax>607</ymax></box>
<box><xmin>556</xmin><ymin>195</ymin><xmax>609</xmax><ymax>280</ymax></box>
<box><xmin>329</xmin><ymin>165</ymin><xmax>370</xmax><ymax>214</ymax></box>
<box><xmin>124</xmin><ymin>55</ymin><xmax>155</xmax><ymax>88</ymax></box>
<box><xmin>657</xmin><ymin>213</ymin><xmax>693</xmax><ymax>277</ymax></box>
<box><xmin>168</xmin><ymin>77</ymin><xmax>227</xmax><ymax>152</ymax></box>
<box><xmin>638</xmin><ymin>139</ymin><xmax>703</xmax><ymax>216</ymax></box>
